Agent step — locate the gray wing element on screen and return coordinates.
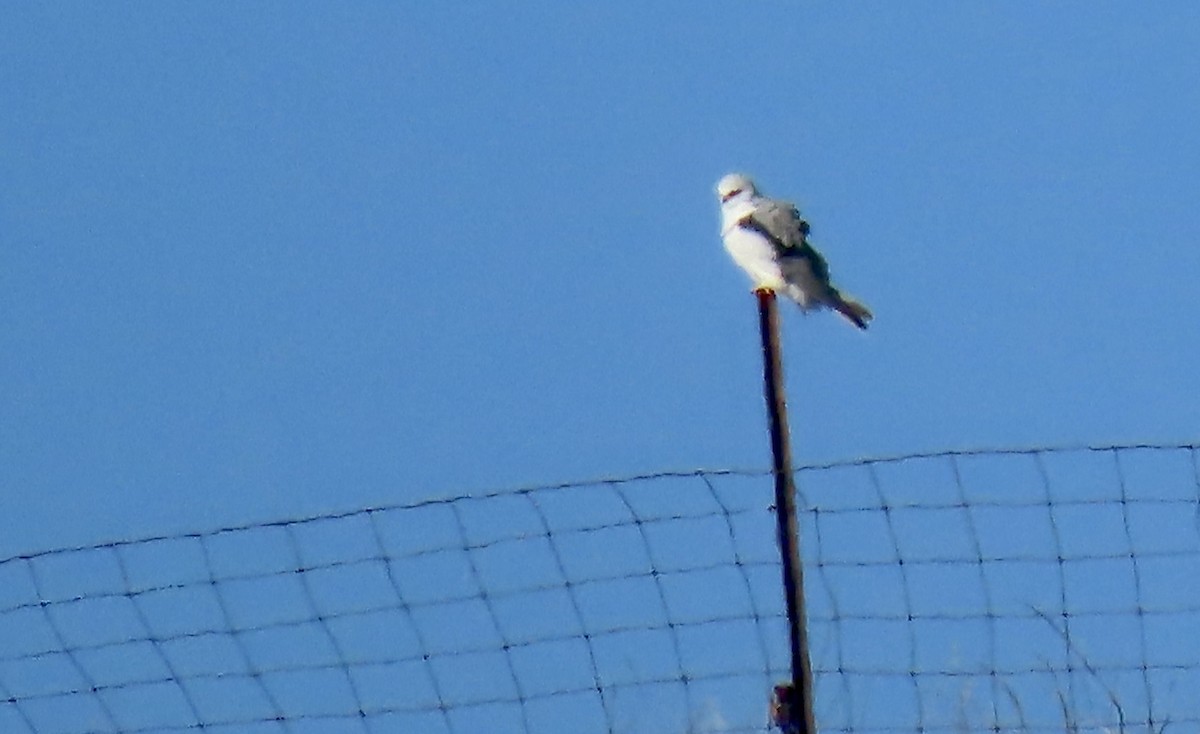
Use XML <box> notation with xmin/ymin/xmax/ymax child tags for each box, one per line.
<box><xmin>741</xmin><ymin>199</ymin><xmax>830</xmax><ymax>284</ymax></box>
<box><xmin>743</xmin><ymin>199</ymin><xmax>810</xmax><ymax>252</ymax></box>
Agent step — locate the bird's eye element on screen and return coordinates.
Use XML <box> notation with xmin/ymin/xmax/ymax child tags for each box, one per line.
<box><xmin>721</xmin><ymin>188</ymin><xmax>743</xmax><ymax>203</ymax></box>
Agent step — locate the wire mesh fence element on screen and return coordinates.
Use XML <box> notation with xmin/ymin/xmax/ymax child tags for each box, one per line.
<box><xmin>1</xmin><ymin>442</ymin><xmax>1198</xmax><ymax>734</ymax></box>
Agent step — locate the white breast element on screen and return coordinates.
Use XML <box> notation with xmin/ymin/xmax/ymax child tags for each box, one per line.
<box><xmin>721</xmin><ymin>225</ymin><xmax>786</xmax><ymax>291</ymax></box>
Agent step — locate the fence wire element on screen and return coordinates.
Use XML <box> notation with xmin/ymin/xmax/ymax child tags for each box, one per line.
<box><xmin>1</xmin><ymin>443</ymin><xmax>1198</xmax><ymax>734</ymax></box>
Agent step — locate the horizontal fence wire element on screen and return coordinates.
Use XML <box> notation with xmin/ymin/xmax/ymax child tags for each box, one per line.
<box><xmin>0</xmin><ymin>442</ymin><xmax>1198</xmax><ymax>733</ymax></box>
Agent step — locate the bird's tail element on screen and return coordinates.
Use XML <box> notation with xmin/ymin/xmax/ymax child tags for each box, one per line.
<box><xmin>830</xmin><ymin>293</ymin><xmax>873</xmax><ymax>330</ymax></box>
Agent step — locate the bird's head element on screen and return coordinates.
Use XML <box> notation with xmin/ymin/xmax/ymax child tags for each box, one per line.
<box><xmin>716</xmin><ymin>172</ymin><xmax>757</xmax><ymax>205</ymax></box>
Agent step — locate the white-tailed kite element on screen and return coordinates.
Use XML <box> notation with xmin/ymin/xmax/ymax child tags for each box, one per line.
<box><xmin>717</xmin><ymin>173</ymin><xmax>873</xmax><ymax>330</ymax></box>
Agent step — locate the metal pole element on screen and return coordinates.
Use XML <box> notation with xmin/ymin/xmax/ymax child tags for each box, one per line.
<box><xmin>756</xmin><ymin>289</ymin><xmax>817</xmax><ymax>734</ymax></box>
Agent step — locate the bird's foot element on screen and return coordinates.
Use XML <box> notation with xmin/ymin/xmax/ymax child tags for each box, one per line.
<box><xmin>753</xmin><ymin>286</ymin><xmax>776</xmax><ymax>296</ymax></box>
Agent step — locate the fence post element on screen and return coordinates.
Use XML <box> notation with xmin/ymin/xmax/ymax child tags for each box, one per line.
<box><xmin>756</xmin><ymin>289</ymin><xmax>817</xmax><ymax>734</ymax></box>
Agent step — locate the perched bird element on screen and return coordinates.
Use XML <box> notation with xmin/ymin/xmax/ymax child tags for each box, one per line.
<box><xmin>716</xmin><ymin>173</ymin><xmax>873</xmax><ymax>329</ymax></box>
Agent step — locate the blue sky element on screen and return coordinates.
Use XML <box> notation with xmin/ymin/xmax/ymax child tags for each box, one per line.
<box><xmin>4</xmin><ymin>6</ymin><xmax>1200</xmax><ymax>734</ymax></box>
<box><xmin>4</xmin><ymin>3</ymin><xmax>1200</xmax><ymax>567</ymax></box>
